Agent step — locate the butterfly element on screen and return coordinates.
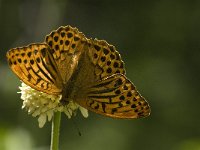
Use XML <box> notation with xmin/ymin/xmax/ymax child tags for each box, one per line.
<box><xmin>6</xmin><ymin>25</ymin><xmax>150</xmax><ymax>119</ymax></box>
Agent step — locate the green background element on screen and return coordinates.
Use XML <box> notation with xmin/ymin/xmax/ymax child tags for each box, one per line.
<box><xmin>0</xmin><ymin>0</ymin><xmax>200</xmax><ymax>150</ymax></box>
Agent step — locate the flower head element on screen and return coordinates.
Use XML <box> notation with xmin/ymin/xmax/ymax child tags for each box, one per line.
<box><xmin>19</xmin><ymin>82</ymin><xmax>88</xmax><ymax>128</ymax></box>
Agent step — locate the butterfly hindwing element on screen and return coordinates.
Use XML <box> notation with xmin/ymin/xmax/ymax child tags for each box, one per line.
<box><xmin>6</xmin><ymin>43</ymin><xmax>63</xmax><ymax>95</ymax></box>
<box><xmin>76</xmin><ymin>74</ymin><xmax>150</xmax><ymax>118</ymax></box>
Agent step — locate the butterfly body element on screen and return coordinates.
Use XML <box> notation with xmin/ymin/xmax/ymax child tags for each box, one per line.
<box><xmin>7</xmin><ymin>25</ymin><xmax>150</xmax><ymax>119</ymax></box>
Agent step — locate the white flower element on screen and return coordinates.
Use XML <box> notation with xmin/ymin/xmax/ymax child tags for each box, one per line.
<box><xmin>18</xmin><ymin>82</ymin><xmax>88</xmax><ymax>128</ymax></box>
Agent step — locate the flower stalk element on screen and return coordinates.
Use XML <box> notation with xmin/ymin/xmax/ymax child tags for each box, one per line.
<box><xmin>50</xmin><ymin>112</ymin><xmax>61</xmax><ymax>150</ymax></box>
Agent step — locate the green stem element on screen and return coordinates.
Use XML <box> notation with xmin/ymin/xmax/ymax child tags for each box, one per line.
<box><xmin>50</xmin><ymin>112</ymin><xmax>61</xmax><ymax>150</ymax></box>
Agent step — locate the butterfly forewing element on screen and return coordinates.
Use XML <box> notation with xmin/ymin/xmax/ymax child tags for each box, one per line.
<box><xmin>87</xmin><ymin>39</ymin><xmax>126</xmax><ymax>80</ymax></box>
<box><xmin>45</xmin><ymin>26</ymin><xmax>87</xmax><ymax>83</ymax></box>
<box><xmin>6</xmin><ymin>43</ymin><xmax>63</xmax><ymax>95</ymax></box>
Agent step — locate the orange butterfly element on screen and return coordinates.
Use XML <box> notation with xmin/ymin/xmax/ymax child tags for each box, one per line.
<box><xmin>6</xmin><ymin>25</ymin><xmax>150</xmax><ymax>119</ymax></box>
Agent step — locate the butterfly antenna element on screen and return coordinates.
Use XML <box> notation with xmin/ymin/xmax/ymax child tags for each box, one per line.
<box><xmin>66</xmin><ymin>108</ymin><xmax>82</xmax><ymax>136</ymax></box>
<box><xmin>71</xmin><ymin>117</ymin><xmax>82</xmax><ymax>136</ymax></box>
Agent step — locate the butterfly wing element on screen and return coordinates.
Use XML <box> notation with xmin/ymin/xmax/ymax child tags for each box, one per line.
<box><xmin>87</xmin><ymin>39</ymin><xmax>126</xmax><ymax>80</ymax></box>
<box><xmin>45</xmin><ymin>26</ymin><xmax>87</xmax><ymax>84</ymax></box>
<box><xmin>77</xmin><ymin>74</ymin><xmax>150</xmax><ymax>118</ymax></box>
<box><xmin>74</xmin><ymin>39</ymin><xmax>150</xmax><ymax>118</ymax></box>
<box><xmin>6</xmin><ymin>43</ymin><xmax>63</xmax><ymax>95</ymax></box>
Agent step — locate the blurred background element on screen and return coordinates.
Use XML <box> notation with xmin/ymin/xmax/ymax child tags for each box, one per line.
<box><xmin>0</xmin><ymin>0</ymin><xmax>200</xmax><ymax>150</ymax></box>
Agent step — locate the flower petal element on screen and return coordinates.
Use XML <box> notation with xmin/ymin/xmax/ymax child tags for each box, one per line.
<box><xmin>79</xmin><ymin>106</ymin><xmax>89</xmax><ymax>118</ymax></box>
<box><xmin>38</xmin><ymin>114</ymin><xmax>47</xmax><ymax>128</ymax></box>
